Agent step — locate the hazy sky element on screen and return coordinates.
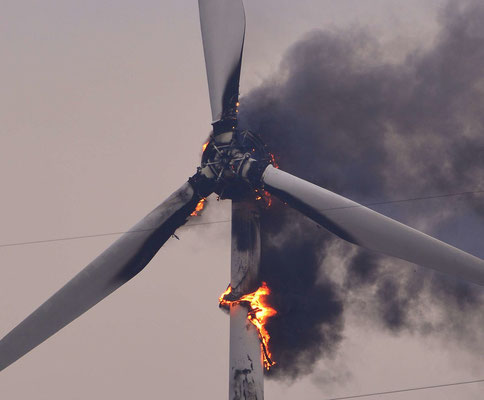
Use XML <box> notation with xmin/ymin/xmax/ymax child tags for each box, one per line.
<box><xmin>1</xmin><ymin>1</ymin><xmax>482</xmax><ymax>399</ymax></box>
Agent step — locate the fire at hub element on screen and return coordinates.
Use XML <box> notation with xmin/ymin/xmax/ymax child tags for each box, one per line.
<box><xmin>219</xmin><ymin>282</ymin><xmax>277</xmax><ymax>370</ymax></box>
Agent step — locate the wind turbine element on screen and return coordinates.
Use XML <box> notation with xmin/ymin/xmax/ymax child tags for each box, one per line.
<box><xmin>1</xmin><ymin>1</ymin><xmax>484</xmax><ymax>400</ymax></box>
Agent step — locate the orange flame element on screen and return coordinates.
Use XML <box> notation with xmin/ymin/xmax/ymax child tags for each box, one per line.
<box><xmin>254</xmin><ymin>189</ymin><xmax>273</xmax><ymax>208</ymax></box>
<box><xmin>190</xmin><ymin>198</ymin><xmax>206</xmax><ymax>216</ymax></box>
<box><xmin>269</xmin><ymin>153</ymin><xmax>279</xmax><ymax>169</ymax></box>
<box><xmin>263</xmin><ymin>190</ymin><xmax>272</xmax><ymax>208</ymax></box>
<box><xmin>219</xmin><ymin>282</ymin><xmax>277</xmax><ymax>370</ymax></box>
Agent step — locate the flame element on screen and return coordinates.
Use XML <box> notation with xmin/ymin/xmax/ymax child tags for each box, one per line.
<box><xmin>263</xmin><ymin>190</ymin><xmax>272</xmax><ymax>208</ymax></box>
<box><xmin>190</xmin><ymin>198</ymin><xmax>206</xmax><ymax>216</ymax></box>
<box><xmin>254</xmin><ymin>189</ymin><xmax>272</xmax><ymax>208</ymax></box>
<box><xmin>219</xmin><ymin>282</ymin><xmax>277</xmax><ymax>370</ymax></box>
<box><xmin>202</xmin><ymin>141</ymin><xmax>209</xmax><ymax>153</ymax></box>
<box><xmin>219</xmin><ymin>285</ymin><xmax>232</xmax><ymax>300</ymax></box>
<box><xmin>269</xmin><ymin>153</ymin><xmax>279</xmax><ymax>169</ymax></box>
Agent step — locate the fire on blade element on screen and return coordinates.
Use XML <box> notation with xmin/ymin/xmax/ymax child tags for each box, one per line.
<box><xmin>219</xmin><ymin>282</ymin><xmax>277</xmax><ymax>370</ymax></box>
<box><xmin>190</xmin><ymin>198</ymin><xmax>206</xmax><ymax>216</ymax></box>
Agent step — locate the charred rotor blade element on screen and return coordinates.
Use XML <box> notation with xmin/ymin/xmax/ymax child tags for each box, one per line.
<box><xmin>0</xmin><ymin>179</ymin><xmax>208</xmax><ymax>371</ymax></box>
<box><xmin>198</xmin><ymin>0</ymin><xmax>245</xmax><ymax>126</ymax></box>
<box><xmin>262</xmin><ymin>165</ymin><xmax>484</xmax><ymax>286</ymax></box>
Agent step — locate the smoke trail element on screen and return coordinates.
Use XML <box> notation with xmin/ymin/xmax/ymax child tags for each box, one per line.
<box><xmin>259</xmin><ymin>204</ymin><xmax>343</xmax><ymax>380</ymax></box>
<box><xmin>240</xmin><ymin>0</ymin><xmax>484</xmax><ymax>379</ymax></box>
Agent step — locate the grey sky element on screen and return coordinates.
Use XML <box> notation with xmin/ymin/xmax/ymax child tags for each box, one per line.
<box><xmin>0</xmin><ymin>1</ymin><xmax>482</xmax><ymax>399</ymax></box>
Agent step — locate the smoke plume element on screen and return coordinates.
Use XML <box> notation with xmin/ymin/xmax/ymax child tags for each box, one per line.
<box><xmin>239</xmin><ymin>0</ymin><xmax>484</xmax><ymax>380</ymax></box>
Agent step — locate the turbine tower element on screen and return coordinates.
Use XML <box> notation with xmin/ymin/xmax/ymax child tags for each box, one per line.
<box><xmin>199</xmin><ymin>0</ymin><xmax>264</xmax><ymax>397</ymax></box>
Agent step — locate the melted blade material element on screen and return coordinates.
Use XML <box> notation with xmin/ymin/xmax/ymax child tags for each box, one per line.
<box><xmin>199</xmin><ymin>0</ymin><xmax>245</xmax><ymax>122</ymax></box>
<box><xmin>0</xmin><ymin>181</ymin><xmax>201</xmax><ymax>371</ymax></box>
<box><xmin>262</xmin><ymin>165</ymin><xmax>484</xmax><ymax>286</ymax></box>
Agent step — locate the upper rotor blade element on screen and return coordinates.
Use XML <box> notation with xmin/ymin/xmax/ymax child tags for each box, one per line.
<box><xmin>0</xmin><ymin>180</ymin><xmax>204</xmax><ymax>371</ymax></box>
<box><xmin>199</xmin><ymin>0</ymin><xmax>245</xmax><ymax>125</ymax></box>
<box><xmin>262</xmin><ymin>165</ymin><xmax>484</xmax><ymax>286</ymax></box>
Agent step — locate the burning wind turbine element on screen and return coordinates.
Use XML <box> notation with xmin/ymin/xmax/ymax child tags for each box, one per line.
<box><xmin>1</xmin><ymin>1</ymin><xmax>484</xmax><ymax>400</ymax></box>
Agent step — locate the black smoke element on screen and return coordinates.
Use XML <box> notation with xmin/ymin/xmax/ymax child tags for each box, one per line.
<box><xmin>259</xmin><ymin>205</ymin><xmax>343</xmax><ymax>380</ymax></box>
<box><xmin>239</xmin><ymin>0</ymin><xmax>484</xmax><ymax>380</ymax></box>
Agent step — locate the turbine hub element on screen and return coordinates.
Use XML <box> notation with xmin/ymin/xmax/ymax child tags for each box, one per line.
<box><xmin>199</xmin><ymin>130</ymin><xmax>271</xmax><ymax>200</ymax></box>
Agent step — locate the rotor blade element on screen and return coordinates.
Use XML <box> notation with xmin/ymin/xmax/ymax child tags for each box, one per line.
<box><xmin>0</xmin><ymin>179</ymin><xmax>206</xmax><ymax>371</ymax></box>
<box><xmin>262</xmin><ymin>165</ymin><xmax>484</xmax><ymax>286</ymax></box>
<box><xmin>199</xmin><ymin>0</ymin><xmax>245</xmax><ymax>127</ymax></box>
